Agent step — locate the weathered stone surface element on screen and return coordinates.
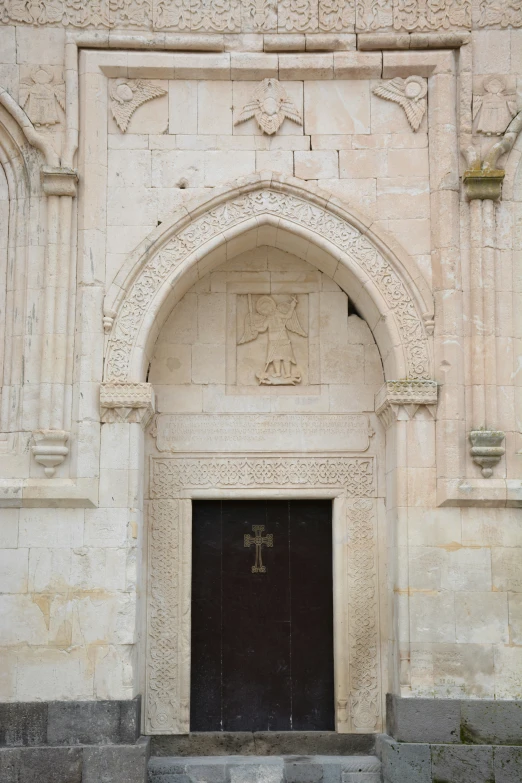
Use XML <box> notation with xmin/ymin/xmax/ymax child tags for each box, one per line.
<box><xmin>0</xmin><ymin>702</ymin><xmax>48</xmax><ymax>747</ymax></box>
<box><xmin>386</xmin><ymin>695</ymin><xmax>460</xmax><ymax>744</ymax></box>
<box><xmin>377</xmin><ymin>736</ymin><xmax>431</xmax><ymax>783</ymax></box>
<box><xmin>0</xmin><ymin>747</ymin><xmax>83</xmax><ymax>783</ymax></box>
<box><xmin>494</xmin><ymin>747</ymin><xmax>522</xmax><ymax>783</ymax></box>
<box><xmin>430</xmin><ymin>744</ymin><xmax>494</xmax><ymax>783</ymax></box>
<box><xmin>460</xmin><ymin>701</ymin><xmax>522</xmax><ymax>746</ymax></box>
<box><xmin>82</xmin><ymin>738</ymin><xmax>150</xmax><ymax>783</ymax></box>
<box><xmin>47</xmin><ymin>698</ymin><xmax>141</xmax><ymax>745</ymax></box>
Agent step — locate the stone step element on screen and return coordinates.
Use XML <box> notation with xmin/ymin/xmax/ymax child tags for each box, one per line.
<box><xmin>148</xmin><ymin>754</ymin><xmax>382</xmax><ymax>783</ymax></box>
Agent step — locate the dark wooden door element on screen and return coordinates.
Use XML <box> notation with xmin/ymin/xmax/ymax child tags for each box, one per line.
<box><xmin>190</xmin><ymin>499</ymin><xmax>334</xmax><ymax>732</ymax></box>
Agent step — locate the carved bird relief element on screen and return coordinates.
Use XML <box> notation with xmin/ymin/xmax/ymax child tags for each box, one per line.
<box><xmin>109</xmin><ymin>78</ymin><xmax>167</xmax><ymax>133</ymax></box>
<box><xmin>372</xmin><ymin>75</ymin><xmax>427</xmax><ymax>132</ymax></box>
<box><xmin>234</xmin><ymin>78</ymin><xmax>303</xmax><ymax>135</ymax></box>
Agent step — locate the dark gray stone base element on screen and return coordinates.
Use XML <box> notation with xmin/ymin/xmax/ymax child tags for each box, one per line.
<box><xmin>386</xmin><ymin>695</ymin><xmax>522</xmax><ymax>745</ymax></box>
<box><xmin>151</xmin><ymin>733</ymin><xmax>376</xmax><ymax>757</ymax></box>
<box><xmin>377</xmin><ymin>735</ymin><xmax>522</xmax><ymax>783</ymax></box>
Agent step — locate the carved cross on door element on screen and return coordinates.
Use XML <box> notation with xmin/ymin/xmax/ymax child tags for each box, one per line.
<box><xmin>244</xmin><ymin>524</ymin><xmax>273</xmax><ymax>573</ymax></box>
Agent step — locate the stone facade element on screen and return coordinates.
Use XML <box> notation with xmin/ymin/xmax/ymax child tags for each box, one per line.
<box><xmin>0</xmin><ymin>2</ymin><xmax>522</xmax><ymax>780</ymax></box>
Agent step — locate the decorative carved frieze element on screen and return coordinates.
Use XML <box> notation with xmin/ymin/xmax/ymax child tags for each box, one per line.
<box><xmin>105</xmin><ymin>188</ymin><xmax>431</xmax><ymax>383</ymax></box>
<box><xmin>375</xmin><ymin>380</ymin><xmax>438</xmax><ymax>429</ymax></box>
<box><xmin>476</xmin><ymin>0</ymin><xmax>522</xmax><ymax>28</ymax></box>
<box><xmin>372</xmin><ymin>76</ymin><xmax>427</xmax><ymax>132</ymax></box>
<box><xmin>150</xmin><ymin>456</ymin><xmax>375</xmax><ymax>497</ymax></box>
<box><xmin>109</xmin><ymin>79</ymin><xmax>167</xmax><ymax>133</ymax></box>
<box><xmin>355</xmin><ymin>0</ymin><xmax>470</xmax><ymax>30</ymax></box>
<box><xmin>234</xmin><ymin>79</ymin><xmax>303</xmax><ymax>136</ymax></box>
<box><xmin>100</xmin><ymin>381</ymin><xmax>155</xmax><ymax>427</ymax></box>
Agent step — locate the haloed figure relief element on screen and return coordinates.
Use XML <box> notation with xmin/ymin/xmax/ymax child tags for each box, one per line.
<box><xmin>238</xmin><ymin>294</ymin><xmax>307</xmax><ymax>385</ymax></box>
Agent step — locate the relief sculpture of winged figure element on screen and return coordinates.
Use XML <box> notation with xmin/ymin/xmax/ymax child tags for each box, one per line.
<box><xmin>238</xmin><ymin>295</ymin><xmax>307</xmax><ymax>385</ymax></box>
<box><xmin>110</xmin><ymin>78</ymin><xmax>167</xmax><ymax>133</ymax></box>
<box><xmin>372</xmin><ymin>75</ymin><xmax>427</xmax><ymax>132</ymax></box>
<box><xmin>234</xmin><ymin>78</ymin><xmax>303</xmax><ymax>135</ymax></box>
<box><xmin>473</xmin><ymin>76</ymin><xmax>517</xmax><ymax>136</ymax></box>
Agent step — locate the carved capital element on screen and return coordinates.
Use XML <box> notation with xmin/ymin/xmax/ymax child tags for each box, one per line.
<box><xmin>470</xmin><ymin>430</ymin><xmax>505</xmax><ymax>478</ymax></box>
<box><xmin>32</xmin><ymin>429</ymin><xmax>69</xmax><ymax>477</ymax></box>
<box><xmin>463</xmin><ymin>169</ymin><xmax>505</xmax><ymax>201</ymax></box>
<box><xmin>375</xmin><ymin>380</ymin><xmax>438</xmax><ymax>429</ymax></box>
<box><xmin>41</xmin><ymin>166</ymin><xmax>78</xmax><ymax>197</ymax></box>
<box><xmin>100</xmin><ymin>381</ymin><xmax>155</xmax><ymax>427</ymax></box>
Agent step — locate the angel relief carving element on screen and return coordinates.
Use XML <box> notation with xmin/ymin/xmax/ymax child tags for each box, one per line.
<box><xmin>473</xmin><ymin>76</ymin><xmax>517</xmax><ymax>136</ymax></box>
<box><xmin>238</xmin><ymin>294</ymin><xmax>307</xmax><ymax>385</ymax></box>
<box><xmin>20</xmin><ymin>66</ymin><xmax>65</xmax><ymax>127</ymax></box>
<box><xmin>234</xmin><ymin>78</ymin><xmax>302</xmax><ymax>135</ymax></box>
<box><xmin>109</xmin><ymin>78</ymin><xmax>167</xmax><ymax>132</ymax></box>
<box><xmin>372</xmin><ymin>76</ymin><xmax>427</xmax><ymax>132</ymax></box>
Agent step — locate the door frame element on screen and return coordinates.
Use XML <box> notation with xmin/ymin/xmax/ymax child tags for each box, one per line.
<box><xmin>144</xmin><ymin>454</ymin><xmax>383</xmax><ymax>736</ymax></box>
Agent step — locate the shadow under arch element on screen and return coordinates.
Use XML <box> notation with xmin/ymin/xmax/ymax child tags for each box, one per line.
<box><xmin>103</xmin><ymin>173</ymin><xmax>434</xmax><ymax>384</ymax></box>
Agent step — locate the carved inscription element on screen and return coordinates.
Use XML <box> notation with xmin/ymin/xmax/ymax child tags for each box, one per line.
<box><xmin>154</xmin><ymin>414</ymin><xmax>373</xmax><ymax>453</ymax></box>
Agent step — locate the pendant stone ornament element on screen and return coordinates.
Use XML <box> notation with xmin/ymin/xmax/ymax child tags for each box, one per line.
<box><xmin>234</xmin><ymin>78</ymin><xmax>303</xmax><ymax>135</ymax></box>
<box><xmin>109</xmin><ymin>78</ymin><xmax>167</xmax><ymax>132</ymax></box>
<box><xmin>372</xmin><ymin>76</ymin><xmax>427</xmax><ymax>132</ymax></box>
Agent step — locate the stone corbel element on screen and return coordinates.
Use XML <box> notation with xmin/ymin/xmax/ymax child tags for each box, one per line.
<box><xmin>32</xmin><ymin>429</ymin><xmax>70</xmax><ymax>477</ymax></box>
<box><xmin>469</xmin><ymin>430</ymin><xmax>505</xmax><ymax>478</ymax></box>
<box><xmin>100</xmin><ymin>381</ymin><xmax>155</xmax><ymax>428</ymax></box>
<box><xmin>375</xmin><ymin>380</ymin><xmax>438</xmax><ymax>430</ymax></box>
<box><xmin>41</xmin><ymin>165</ymin><xmax>78</xmax><ymax>197</ymax></box>
<box><xmin>463</xmin><ymin>169</ymin><xmax>505</xmax><ymax>201</ymax></box>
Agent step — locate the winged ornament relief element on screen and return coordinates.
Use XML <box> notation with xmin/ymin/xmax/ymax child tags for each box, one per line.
<box><xmin>372</xmin><ymin>76</ymin><xmax>427</xmax><ymax>132</ymax></box>
<box><xmin>109</xmin><ymin>78</ymin><xmax>167</xmax><ymax>132</ymax></box>
<box><xmin>234</xmin><ymin>78</ymin><xmax>303</xmax><ymax>135</ymax></box>
<box><xmin>19</xmin><ymin>66</ymin><xmax>65</xmax><ymax>127</ymax></box>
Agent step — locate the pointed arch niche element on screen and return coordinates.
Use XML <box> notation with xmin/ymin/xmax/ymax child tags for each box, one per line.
<box><xmin>101</xmin><ymin>174</ymin><xmax>438</xmax><ymax>736</ymax></box>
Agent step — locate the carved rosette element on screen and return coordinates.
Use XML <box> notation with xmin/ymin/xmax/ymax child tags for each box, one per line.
<box><xmin>375</xmin><ymin>380</ymin><xmax>438</xmax><ymax>429</ymax></box>
<box><xmin>100</xmin><ymin>381</ymin><xmax>155</xmax><ymax>427</ymax></box>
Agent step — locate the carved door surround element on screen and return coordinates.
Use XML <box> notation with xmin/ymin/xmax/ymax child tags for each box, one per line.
<box><xmin>145</xmin><ymin>454</ymin><xmax>383</xmax><ymax>736</ymax></box>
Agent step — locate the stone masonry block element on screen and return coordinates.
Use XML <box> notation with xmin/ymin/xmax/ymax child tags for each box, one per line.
<box><xmin>47</xmin><ymin>698</ymin><xmax>140</xmax><ymax>745</ymax></box>
<box><xmin>460</xmin><ymin>701</ymin><xmax>522</xmax><ymax>745</ymax></box>
<box><xmin>0</xmin><ymin>702</ymin><xmax>48</xmax><ymax>747</ymax></box>
<box><xmin>377</xmin><ymin>736</ymin><xmax>431</xmax><ymax>783</ymax></box>
<box><xmin>430</xmin><ymin>744</ymin><xmax>494</xmax><ymax>783</ymax></box>
<box><xmin>284</xmin><ymin>759</ymin><xmax>324</xmax><ymax>783</ymax></box>
<box><xmin>0</xmin><ymin>747</ymin><xmax>83</xmax><ymax>783</ymax></box>
<box><xmin>82</xmin><ymin>737</ymin><xmax>150</xmax><ymax>783</ymax></box>
<box><xmin>494</xmin><ymin>747</ymin><xmax>522</xmax><ymax>783</ymax></box>
<box><xmin>386</xmin><ymin>694</ymin><xmax>460</xmax><ymax>744</ymax></box>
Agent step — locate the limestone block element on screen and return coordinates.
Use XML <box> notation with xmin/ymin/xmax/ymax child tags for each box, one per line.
<box><xmin>151</xmin><ymin>150</ymin><xmax>204</xmax><ymax>188</ymax></box>
<box><xmin>203</xmin><ymin>151</ymin><xmax>256</xmax><ymax>185</ymax></box>
<box><xmin>155</xmin><ymin>384</ymin><xmax>204</xmax><ymax>413</ymax></box>
<box><xmin>92</xmin><ymin>645</ymin><xmax>135</xmax><ymax>700</ymax></box>
<box><xmin>339</xmin><ymin>149</ymin><xmax>385</xmax><ymax>178</ymax></box>
<box><xmin>15</xmin><ymin>27</ymin><xmax>65</xmax><ymax>65</ymax></box>
<box><xmin>492</xmin><ymin>548</ymin><xmax>522</xmax><ymax>592</ymax></box>
<box><xmin>0</xmin><ymin>27</ymin><xmax>15</xmax><ymax>64</ymax></box>
<box><xmin>304</xmin><ymin>81</ymin><xmax>371</xmax><ymax>135</ymax></box>
<box><xmin>0</xmin><ymin>549</ymin><xmax>28</xmax><ymax>594</ymax></box>
<box><xmin>294</xmin><ymin>150</ymin><xmax>339</xmax><ymax>179</ymax></box>
<box><xmin>169</xmin><ymin>80</ymin><xmax>198</xmax><ymax>134</ymax></box>
<box><xmin>69</xmin><ymin>548</ymin><xmax>128</xmax><ymax>592</ymax></box>
<box><xmin>386</xmin><ymin>218</ymin><xmax>431</xmax><ymax>255</ymax></box>
<box><xmin>19</xmin><ymin>509</ymin><xmax>84</xmax><ymax>549</ymax></box>
<box><xmin>0</xmin><ymin>595</ymin><xmax>49</xmax><ymax>646</ymax></box>
<box><xmin>107</xmin><ymin>149</ymin><xmax>151</xmax><ymax>188</ymax></box>
<box><xmin>256</xmin><ymin>150</ymin><xmax>294</xmax><ymax>174</ymax></box>
<box><xmin>71</xmin><ymin>594</ymin><xmax>136</xmax><ymax>646</ymax></box>
<box><xmin>108</xmin><ymin>135</ymin><xmax>149</xmax><ymax>150</ymax></box>
<box><xmin>410</xmin><ymin>592</ymin><xmax>456</xmax><ymax>643</ymax></box>
<box><xmin>230</xmin><ymin>53</ymin><xmax>278</xmax><ymax>80</ymax></box>
<box><xmin>0</xmin><ymin>64</ymin><xmax>19</xmax><ymax>101</ymax></box>
<box><xmin>107</xmin><ymin>187</ymin><xmax>158</xmax><ymax>227</ymax></box>
<box><xmin>376</xmin><ymin>177</ymin><xmax>430</xmax><ymax>220</ymax></box>
<box><xmin>84</xmin><ymin>509</ymin><xmax>129</xmax><ymax>548</ymax></box>
<box><xmin>149</xmin><ymin>343</ymin><xmax>192</xmax><ymax>385</ymax></box>
<box><xmin>197</xmin><ymin>293</ymin><xmax>227</xmax><ymax>344</ymax></box>
<box><xmin>408</xmin><ymin>547</ymin><xmax>445</xmax><ymax>590</ymax></box>
<box><xmin>15</xmin><ymin>647</ymin><xmax>94</xmax><ymax>700</ymax></box>
<box><xmin>442</xmin><ymin>547</ymin><xmax>492</xmax><ymax>592</ymax></box>
<box><xmin>278</xmin><ymin>54</ymin><xmax>333</xmax><ymax>80</ymax></box>
<box><xmin>161</xmin><ymin>294</ymin><xmax>198</xmax><ymax>343</ymax></box>
<box><xmin>318</xmin><ymin>178</ymin><xmax>377</xmax><ymax>219</ymax></box>
<box><xmin>0</xmin><ymin>509</ymin><xmax>18</xmax><ymax>548</ymax></box>
<box><xmin>431</xmin><ymin>745</ymin><xmax>493</xmax><ymax>783</ymax></box>
<box><xmin>473</xmin><ymin>31</ymin><xmax>511</xmax><ymax>75</ymax></box>
<box><xmin>198</xmin><ymin>81</ymin><xmax>233</xmax><ymax>135</ymax></box>
<box><xmin>456</xmin><ymin>592</ymin><xmax>509</xmax><ymax>644</ymax></box>
<box><xmin>28</xmin><ymin>548</ymin><xmax>72</xmax><ymax>593</ymax></box>
<box><xmin>387</xmin><ymin>148</ymin><xmax>429</xmax><ymax>177</ymax></box>
<box><xmin>494</xmin><ymin>646</ymin><xmax>522</xmax><ymax>699</ymax></box>
<box><xmin>462</xmin><ymin>508</ymin><xmax>522</xmax><ymax>548</ymax></box>
<box><xmin>328</xmin><ymin>384</ymin><xmax>375</xmax><ymax>413</ymax></box>
<box><xmin>192</xmin><ymin>344</ymin><xmax>227</xmax><ymax>384</ymax></box>
<box><xmin>312</xmin><ymin>135</ymin><xmax>354</xmax><ymax>149</ymax></box>
<box><xmin>364</xmin><ymin>344</ymin><xmax>384</xmax><ymax>385</ymax></box>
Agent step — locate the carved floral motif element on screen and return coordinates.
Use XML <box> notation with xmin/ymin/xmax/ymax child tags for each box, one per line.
<box><xmin>105</xmin><ymin>189</ymin><xmax>431</xmax><ymax>383</ymax></box>
<box><xmin>150</xmin><ymin>456</ymin><xmax>375</xmax><ymax>497</ymax></box>
<box><xmin>393</xmin><ymin>0</ymin><xmax>470</xmax><ymax>29</ymax></box>
<box><xmin>109</xmin><ymin>78</ymin><xmax>167</xmax><ymax>133</ymax></box>
<box><xmin>347</xmin><ymin>498</ymin><xmax>380</xmax><ymax>730</ymax></box>
<box><xmin>476</xmin><ymin>0</ymin><xmax>522</xmax><ymax>28</ymax></box>
<box><xmin>279</xmin><ymin>0</ymin><xmax>318</xmax><ymax>30</ymax></box>
<box><xmin>372</xmin><ymin>76</ymin><xmax>427</xmax><ymax>132</ymax></box>
<box><xmin>234</xmin><ymin>79</ymin><xmax>303</xmax><ymax>136</ymax></box>
<box><xmin>319</xmin><ymin>0</ymin><xmax>355</xmax><ymax>30</ymax></box>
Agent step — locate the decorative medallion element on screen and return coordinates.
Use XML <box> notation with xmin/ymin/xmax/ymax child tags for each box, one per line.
<box><xmin>234</xmin><ymin>78</ymin><xmax>303</xmax><ymax>135</ymax></box>
<box><xmin>109</xmin><ymin>78</ymin><xmax>167</xmax><ymax>132</ymax></box>
<box><xmin>372</xmin><ymin>76</ymin><xmax>427</xmax><ymax>132</ymax></box>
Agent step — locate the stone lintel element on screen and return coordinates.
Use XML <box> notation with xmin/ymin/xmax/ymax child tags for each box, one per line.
<box><xmin>100</xmin><ymin>381</ymin><xmax>155</xmax><ymax>427</ymax></box>
<box><xmin>463</xmin><ymin>169</ymin><xmax>505</xmax><ymax>201</ymax></box>
<box><xmin>41</xmin><ymin>166</ymin><xmax>79</xmax><ymax>197</ymax></box>
<box><xmin>375</xmin><ymin>380</ymin><xmax>438</xmax><ymax>429</ymax></box>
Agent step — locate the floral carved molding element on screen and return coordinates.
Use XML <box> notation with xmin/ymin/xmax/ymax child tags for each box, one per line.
<box><xmin>146</xmin><ymin>457</ymin><xmax>380</xmax><ymax>733</ymax></box>
<box><xmin>1</xmin><ymin>0</ymin><xmax>515</xmax><ymax>30</ymax></box>
<box><xmin>105</xmin><ymin>187</ymin><xmax>432</xmax><ymax>384</ymax></box>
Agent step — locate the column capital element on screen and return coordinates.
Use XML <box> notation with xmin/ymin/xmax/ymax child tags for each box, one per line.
<box><xmin>375</xmin><ymin>380</ymin><xmax>438</xmax><ymax>429</ymax></box>
<box><xmin>41</xmin><ymin>165</ymin><xmax>78</xmax><ymax>197</ymax></box>
<box><xmin>100</xmin><ymin>381</ymin><xmax>155</xmax><ymax>428</ymax></box>
<box><xmin>463</xmin><ymin>169</ymin><xmax>505</xmax><ymax>201</ymax></box>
